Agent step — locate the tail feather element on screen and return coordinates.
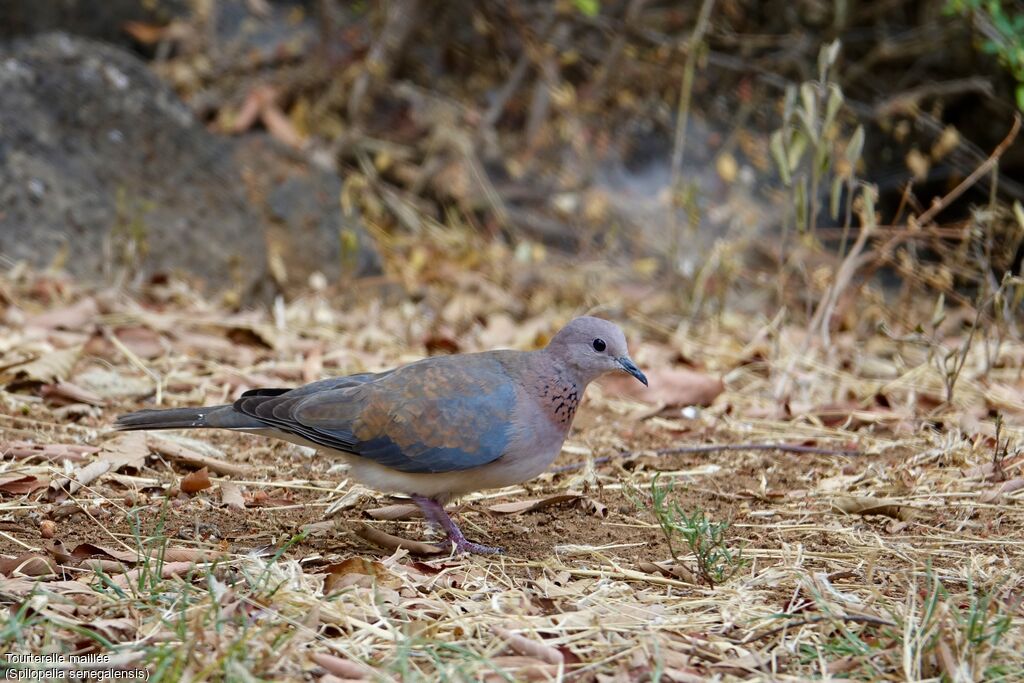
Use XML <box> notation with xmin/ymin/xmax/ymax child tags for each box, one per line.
<box><xmin>115</xmin><ymin>405</ymin><xmax>264</xmax><ymax>431</ymax></box>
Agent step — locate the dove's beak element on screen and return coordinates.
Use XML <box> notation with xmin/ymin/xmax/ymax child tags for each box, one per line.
<box><xmin>617</xmin><ymin>357</ymin><xmax>648</xmax><ymax>386</ymax></box>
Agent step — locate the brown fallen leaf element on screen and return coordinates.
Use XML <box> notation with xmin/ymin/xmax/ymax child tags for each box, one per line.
<box><xmin>147</xmin><ymin>436</ymin><xmax>251</xmax><ymax>477</ymax></box>
<box><xmin>979</xmin><ymin>478</ymin><xmax>1024</xmax><ymax>503</ymax></box>
<box><xmin>302</xmin><ymin>344</ymin><xmax>324</xmax><ymax>383</ymax></box>
<box><xmin>0</xmin><ymin>553</ymin><xmax>57</xmax><ymax>577</ymax></box>
<box><xmin>25</xmin><ymin>297</ymin><xmax>98</xmax><ymax>330</ymax></box>
<box><xmin>112</xmin><ymin>560</ymin><xmax>204</xmax><ymax>589</ymax></box>
<box><xmin>832</xmin><ymin>496</ymin><xmax>914</xmax><ymax>521</ymax></box>
<box><xmin>637</xmin><ymin>561</ymin><xmax>698</xmax><ymax>584</ymax></box>
<box><xmin>711</xmin><ymin>651</ymin><xmax>769</xmax><ymax>673</ymax></box>
<box><xmin>365</xmin><ymin>503</ymin><xmax>423</xmax><ymax>520</ymax></box>
<box><xmin>492</xmin><ymin>626</ymin><xmax>564</xmax><ymax>665</ymax></box>
<box><xmin>300</xmin><ymin>520</ymin><xmax>337</xmax><ymax>536</ymax></box>
<box><xmin>935</xmin><ymin>630</ymin><xmax>960</xmax><ymax>682</ymax></box>
<box><xmin>0</xmin><ymin>441</ymin><xmax>96</xmax><ymax>463</ymax></box>
<box><xmin>79</xmin><ymin>559</ymin><xmax>127</xmax><ymax>575</ymax></box>
<box><xmin>48</xmin><ymin>460</ymin><xmax>111</xmax><ymax>499</ymax></box>
<box><xmin>100</xmin><ymin>432</ymin><xmax>149</xmax><ymax>472</ymax></box>
<box><xmin>601</xmin><ymin>367</ymin><xmax>724</xmax><ymax>408</ymax></box>
<box><xmin>262</xmin><ymin>103</ymin><xmax>307</xmax><ymax>149</ymax></box>
<box><xmin>71</xmin><ymin>542</ymin><xmax>218</xmax><ymax>564</ymax></box>
<box><xmin>962</xmin><ymin>453</ymin><xmax>1024</xmax><ymax>480</ymax></box>
<box><xmin>323</xmin><ymin>557</ymin><xmax>398</xmax><ymax>594</ymax></box>
<box><xmin>219</xmin><ymin>481</ymin><xmax>245</xmax><ymax>509</ymax></box>
<box><xmin>580</xmin><ymin>497</ymin><xmax>608</xmax><ymax>518</ymax></box>
<box><xmin>0</xmin><ymin>475</ymin><xmax>49</xmax><ymax>496</ymax></box>
<box><xmin>0</xmin><ymin>344</ymin><xmax>83</xmax><ymax>385</ymax></box>
<box><xmin>488</xmin><ymin>492</ymin><xmax>583</xmax><ymax>515</ymax></box>
<box><xmin>44</xmin><ymin>539</ymin><xmax>75</xmax><ymax>565</ymax></box>
<box><xmin>483</xmin><ymin>656</ymin><xmax>560</xmax><ymax>682</ymax></box>
<box><xmin>40</xmin><ymin>380</ymin><xmax>105</xmax><ymax>406</ymax></box>
<box><xmin>181</xmin><ymin>467</ymin><xmax>212</xmax><ymax>494</ymax></box>
<box><xmin>246</xmin><ymin>489</ymin><xmax>293</xmax><ymax>506</ymax></box>
<box><xmin>309</xmin><ymin>652</ymin><xmax>373</xmax><ymax>680</ymax></box>
<box><xmin>354</xmin><ymin>523</ymin><xmax>444</xmax><ymax>556</ymax></box>
<box><xmin>112</xmin><ymin>326</ymin><xmax>166</xmax><ymax>359</ymax></box>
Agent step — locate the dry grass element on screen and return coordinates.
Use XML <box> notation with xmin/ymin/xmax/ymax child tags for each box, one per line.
<box><xmin>1</xmin><ymin>230</ymin><xmax>1024</xmax><ymax>681</ymax></box>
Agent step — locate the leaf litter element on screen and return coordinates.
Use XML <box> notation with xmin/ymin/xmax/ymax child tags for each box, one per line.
<box><xmin>0</xmin><ymin>249</ymin><xmax>1022</xmax><ymax>681</ymax></box>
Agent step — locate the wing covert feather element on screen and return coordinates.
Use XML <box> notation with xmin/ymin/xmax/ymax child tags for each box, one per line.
<box><xmin>234</xmin><ymin>353</ymin><xmax>518</xmax><ymax>474</ymax></box>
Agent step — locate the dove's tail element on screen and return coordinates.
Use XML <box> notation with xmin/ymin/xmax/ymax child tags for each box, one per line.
<box><xmin>115</xmin><ymin>405</ymin><xmax>264</xmax><ymax>431</ymax></box>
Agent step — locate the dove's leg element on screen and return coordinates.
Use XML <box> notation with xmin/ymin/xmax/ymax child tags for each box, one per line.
<box><xmin>411</xmin><ymin>495</ymin><xmax>503</xmax><ymax>555</ymax></box>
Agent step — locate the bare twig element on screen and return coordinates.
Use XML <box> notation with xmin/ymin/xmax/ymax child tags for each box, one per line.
<box><xmin>553</xmin><ymin>442</ymin><xmax>862</xmax><ymax>473</ymax></box>
<box><xmin>915</xmin><ymin>114</ymin><xmax>1021</xmax><ymax>226</ymax></box>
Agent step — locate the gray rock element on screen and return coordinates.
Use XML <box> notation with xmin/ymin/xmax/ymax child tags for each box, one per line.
<box><xmin>0</xmin><ymin>33</ymin><xmax>380</xmax><ymax>295</ymax></box>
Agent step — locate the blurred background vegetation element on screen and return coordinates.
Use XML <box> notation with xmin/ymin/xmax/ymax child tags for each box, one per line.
<box><xmin>1</xmin><ymin>0</ymin><xmax>1023</xmax><ymax>330</ymax></box>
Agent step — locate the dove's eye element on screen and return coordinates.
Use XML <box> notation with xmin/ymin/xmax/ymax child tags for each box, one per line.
<box><xmin>592</xmin><ymin>338</ymin><xmax>606</xmax><ymax>352</ymax></box>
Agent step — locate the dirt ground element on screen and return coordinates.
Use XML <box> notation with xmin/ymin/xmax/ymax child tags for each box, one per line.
<box><xmin>2</xmin><ymin>268</ymin><xmax>1023</xmax><ymax>681</ymax></box>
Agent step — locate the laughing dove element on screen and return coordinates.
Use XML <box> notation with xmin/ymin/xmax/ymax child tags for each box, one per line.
<box><xmin>116</xmin><ymin>316</ymin><xmax>647</xmax><ymax>554</ymax></box>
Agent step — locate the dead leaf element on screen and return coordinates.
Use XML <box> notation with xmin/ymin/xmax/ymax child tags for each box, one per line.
<box><xmin>302</xmin><ymin>344</ymin><xmax>323</xmax><ymax>383</ymax></box>
<box><xmin>493</xmin><ymin>626</ymin><xmax>564</xmax><ymax>665</ymax></box>
<box><xmin>72</xmin><ymin>367</ymin><xmax>154</xmax><ymax>400</ymax></box>
<box><xmin>300</xmin><ymin>520</ymin><xmax>336</xmax><ymax>536</ymax></box>
<box><xmin>246</xmin><ymin>489</ymin><xmax>293</xmax><ymax>506</ymax></box>
<box><xmin>309</xmin><ymin>652</ymin><xmax>372</xmax><ymax>679</ymax></box>
<box><xmin>488</xmin><ymin>493</ymin><xmax>582</xmax><ymax>515</ymax></box>
<box><xmin>601</xmin><ymin>368</ymin><xmax>723</xmax><ymax>408</ymax></box>
<box><xmin>147</xmin><ymin>436</ymin><xmax>251</xmax><ymax>477</ymax></box>
<box><xmin>25</xmin><ymin>297</ymin><xmax>98</xmax><ymax>330</ymax></box>
<box><xmin>48</xmin><ymin>460</ymin><xmax>111</xmax><ymax>499</ymax></box>
<box><xmin>580</xmin><ymin>497</ymin><xmax>608</xmax><ymax>518</ymax></box>
<box><xmin>711</xmin><ymin>651</ymin><xmax>769</xmax><ymax>673</ymax></box>
<box><xmin>354</xmin><ymin>523</ymin><xmax>444</xmax><ymax>556</ymax></box>
<box><xmin>71</xmin><ymin>542</ymin><xmax>217</xmax><ymax>564</ymax></box>
<box><xmin>0</xmin><ymin>345</ymin><xmax>83</xmax><ymax>385</ymax></box>
<box><xmin>323</xmin><ymin>557</ymin><xmax>398</xmax><ymax>593</ymax></box>
<box><xmin>112</xmin><ymin>560</ymin><xmax>204</xmax><ymax>589</ymax></box>
<box><xmin>0</xmin><ymin>553</ymin><xmax>56</xmax><ymax>577</ymax></box>
<box><xmin>816</xmin><ymin>472</ymin><xmax>864</xmax><ymax>493</ymax></box>
<box><xmin>365</xmin><ymin>503</ymin><xmax>423</xmax><ymax>520</ymax></box>
<box><xmin>637</xmin><ymin>561</ymin><xmax>698</xmax><ymax>584</ymax></box>
<box><xmin>219</xmin><ymin>482</ymin><xmax>245</xmax><ymax>509</ymax></box>
<box><xmin>79</xmin><ymin>559</ymin><xmax>128</xmax><ymax>575</ymax></box>
<box><xmin>40</xmin><ymin>380</ymin><xmax>105</xmax><ymax>406</ymax></box>
<box><xmin>0</xmin><ymin>441</ymin><xmax>96</xmax><ymax>463</ymax></box>
<box><xmin>0</xmin><ymin>475</ymin><xmax>49</xmax><ymax>496</ymax></box>
<box><xmin>44</xmin><ymin>538</ymin><xmax>75</xmax><ymax>565</ymax></box>
<box><xmin>980</xmin><ymin>478</ymin><xmax>1024</xmax><ymax>503</ymax></box>
<box><xmin>832</xmin><ymin>496</ymin><xmax>914</xmax><ymax>521</ymax></box>
<box><xmin>962</xmin><ymin>453</ymin><xmax>1024</xmax><ymax>480</ymax></box>
<box><xmin>113</xmin><ymin>326</ymin><xmax>166</xmax><ymax>359</ymax></box>
<box><xmin>181</xmin><ymin>467</ymin><xmax>212</xmax><ymax>494</ymax></box>
<box><xmin>483</xmin><ymin>656</ymin><xmax>560</xmax><ymax>682</ymax></box>
<box><xmin>100</xmin><ymin>432</ymin><xmax>149</xmax><ymax>472</ymax></box>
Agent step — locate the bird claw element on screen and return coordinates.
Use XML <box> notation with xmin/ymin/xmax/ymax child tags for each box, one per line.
<box><xmin>411</xmin><ymin>494</ymin><xmax>503</xmax><ymax>555</ymax></box>
<box><xmin>452</xmin><ymin>539</ymin><xmax>504</xmax><ymax>555</ymax></box>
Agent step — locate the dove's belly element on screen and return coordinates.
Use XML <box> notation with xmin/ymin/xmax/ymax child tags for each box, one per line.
<box><xmin>343</xmin><ymin>409</ymin><xmax>565</xmax><ymax>500</ymax></box>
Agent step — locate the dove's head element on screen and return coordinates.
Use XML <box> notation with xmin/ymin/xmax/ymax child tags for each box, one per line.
<box><xmin>546</xmin><ymin>316</ymin><xmax>647</xmax><ymax>386</ymax></box>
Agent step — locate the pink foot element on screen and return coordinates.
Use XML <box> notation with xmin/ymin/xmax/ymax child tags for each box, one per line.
<box><xmin>411</xmin><ymin>495</ymin><xmax>503</xmax><ymax>555</ymax></box>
